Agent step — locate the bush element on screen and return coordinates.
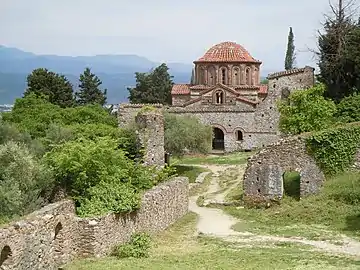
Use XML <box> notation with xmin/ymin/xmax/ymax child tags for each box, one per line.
<box><xmin>306</xmin><ymin>123</ymin><xmax>360</xmax><ymax>175</ymax></box>
<box><xmin>43</xmin><ymin>137</ymin><xmax>156</xmax><ymax>216</ymax></box>
<box><xmin>0</xmin><ymin>141</ymin><xmax>53</xmax><ymax>221</ymax></box>
<box><xmin>336</xmin><ymin>93</ymin><xmax>360</xmax><ymax>123</ymax></box>
<box><xmin>113</xmin><ymin>232</ymin><xmax>152</xmax><ymax>258</ymax></box>
<box><xmin>278</xmin><ymin>83</ymin><xmax>337</xmax><ymax>135</ymax></box>
<box><xmin>164</xmin><ymin>113</ymin><xmax>212</xmax><ymax>156</ymax></box>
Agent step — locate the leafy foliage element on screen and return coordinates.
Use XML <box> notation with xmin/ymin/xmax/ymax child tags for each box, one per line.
<box><xmin>278</xmin><ymin>84</ymin><xmax>337</xmax><ymax>135</ymax></box>
<box><xmin>24</xmin><ymin>68</ymin><xmax>74</xmax><ymax>107</ymax></box>
<box><xmin>128</xmin><ymin>63</ymin><xmax>173</xmax><ymax>105</ymax></box>
<box><xmin>43</xmin><ymin>137</ymin><xmax>161</xmax><ymax>216</ymax></box>
<box><xmin>164</xmin><ymin>113</ymin><xmax>212</xmax><ymax>156</ymax></box>
<box><xmin>335</xmin><ymin>93</ymin><xmax>360</xmax><ymax>123</ymax></box>
<box><xmin>0</xmin><ymin>141</ymin><xmax>53</xmax><ymax>222</ymax></box>
<box><xmin>3</xmin><ymin>94</ymin><xmax>117</xmax><ymax>138</ymax></box>
<box><xmin>284</xmin><ymin>27</ymin><xmax>296</xmax><ymax>70</ymax></box>
<box><xmin>113</xmin><ymin>232</ymin><xmax>152</xmax><ymax>258</ymax></box>
<box><xmin>306</xmin><ymin>123</ymin><xmax>360</xmax><ymax>175</ymax></box>
<box><xmin>76</xmin><ymin>67</ymin><xmax>107</xmax><ymax>106</ymax></box>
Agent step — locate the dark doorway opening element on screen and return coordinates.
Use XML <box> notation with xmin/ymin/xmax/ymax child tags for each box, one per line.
<box><xmin>283</xmin><ymin>171</ymin><xmax>301</xmax><ymax>200</ymax></box>
<box><xmin>212</xmin><ymin>127</ymin><xmax>225</xmax><ymax>150</ymax></box>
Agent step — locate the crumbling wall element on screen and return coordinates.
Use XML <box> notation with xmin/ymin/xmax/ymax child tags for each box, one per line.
<box><xmin>135</xmin><ymin>110</ymin><xmax>165</xmax><ymax>167</ymax></box>
<box><xmin>243</xmin><ymin>136</ymin><xmax>325</xmax><ymax>200</ymax></box>
<box><xmin>118</xmin><ymin>103</ymin><xmax>164</xmax><ymax>127</ymax></box>
<box><xmin>0</xmin><ymin>177</ymin><xmax>189</xmax><ymax>270</ymax></box>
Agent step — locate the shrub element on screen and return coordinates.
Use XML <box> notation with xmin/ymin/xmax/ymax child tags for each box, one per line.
<box><xmin>336</xmin><ymin>93</ymin><xmax>360</xmax><ymax>123</ymax></box>
<box><xmin>164</xmin><ymin>113</ymin><xmax>212</xmax><ymax>156</ymax></box>
<box><xmin>278</xmin><ymin>83</ymin><xmax>337</xmax><ymax>135</ymax></box>
<box><xmin>43</xmin><ymin>137</ymin><xmax>156</xmax><ymax>216</ymax></box>
<box><xmin>113</xmin><ymin>232</ymin><xmax>152</xmax><ymax>258</ymax></box>
<box><xmin>306</xmin><ymin>123</ymin><xmax>360</xmax><ymax>175</ymax></box>
<box><xmin>0</xmin><ymin>141</ymin><xmax>53</xmax><ymax>221</ymax></box>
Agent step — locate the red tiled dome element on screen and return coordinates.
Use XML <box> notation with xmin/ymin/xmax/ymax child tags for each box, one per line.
<box><xmin>195</xmin><ymin>41</ymin><xmax>260</xmax><ymax>63</ymax></box>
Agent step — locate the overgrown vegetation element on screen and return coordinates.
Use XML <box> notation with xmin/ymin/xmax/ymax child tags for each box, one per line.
<box><xmin>113</xmin><ymin>233</ymin><xmax>152</xmax><ymax>259</ymax></box>
<box><xmin>164</xmin><ymin>113</ymin><xmax>212</xmax><ymax>157</ymax></box>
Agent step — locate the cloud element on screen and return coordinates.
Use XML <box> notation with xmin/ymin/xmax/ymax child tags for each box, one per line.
<box><xmin>0</xmin><ymin>0</ymin><xmax>338</xmax><ymax>70</ymax></box>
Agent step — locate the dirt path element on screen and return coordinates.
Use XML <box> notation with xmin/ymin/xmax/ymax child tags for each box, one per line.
<box><xmin>188</xmin><ymin>164</ymin><xmax>360</xmax><ymax>257</ymax></box>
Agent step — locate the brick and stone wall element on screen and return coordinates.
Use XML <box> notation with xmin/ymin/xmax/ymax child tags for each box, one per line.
<box><xmin>0</xmin><ymin>177</ymin><xmax>189</xmax><ymax>270</ymax></box>
<box><xmin>243</xmin><ymin>136</ymin><xmax>325</xmax><ymax>200</ymax></box>
<box><xmin>118</xmin><ymin>67</ymin><xmax>315</xmax><ymax>153</ymax></box>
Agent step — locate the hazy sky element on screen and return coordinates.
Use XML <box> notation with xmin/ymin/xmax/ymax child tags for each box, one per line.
<box><xmin>0</xmin><ymin>0</ymin><xmax>343</xmax><ymax>71</ymax></box>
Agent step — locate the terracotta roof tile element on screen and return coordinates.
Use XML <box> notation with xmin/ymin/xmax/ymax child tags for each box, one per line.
<box><xmin>171</xmin><ymin>84</ymin><xmax>190</xmax><ymax>95</ymax></box>
<box><xmin>267</xmin><ymin>66</ymin><xmax>315</xmax><ymax>79</ymax></box>
<box><xmin>194</xmin><ymin>41</ymin><xmax>261</xmax><ymax>63</ymax></box>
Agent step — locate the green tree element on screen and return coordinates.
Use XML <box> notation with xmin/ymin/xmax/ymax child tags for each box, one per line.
<box><xmin>76</xmin><ymin>67</ymin><xmax>107</xmax><ymax>106</ymax></box>
<box><xmin>24</xmin><ymin>68</ymin><xmax>74</xmax><ymax>107</ymax></box>
<box><xmin>285</xmin><ymin>27</ymin><xmax>296</xmax><ymax>70</ymax></box>
<box><xmin>190</xmin><ymin>68</ymin><xmax>195</xmax><ymax>84</ymax></box>
<box><xmin>317</xmin><ymin>0</ymin><xmax>360</xmax><ymax>101</ymax></box>
<box><xmin>335</xmin><ymin>93</ymin><xmax>360</xmax><ymax>123</ymax></box>
<box><xmin>128</xmin><ymin>63</ymin><xmax>173</xmax><ymax>105</ymax></box>
<box><xmin>164</xmin><ymin>113</ymin><xmax>212</xmax><ymax>156</ymax></box>
<box><xmin>278</xmin><ymin>83</ymin><xmax>337</xmax><ymax>135</ymax></box>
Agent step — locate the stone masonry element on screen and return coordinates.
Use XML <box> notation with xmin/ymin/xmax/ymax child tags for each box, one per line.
<box><xmin>135</xmin><ymin>109</ymin><xmax>165</xmax><ymax>167</ymax></box>
<box><xmin>0</xmin><ymin>177</ymin><xmax>189</xmax><ymax>270</ymax></box>
<box><xmin>118</xmin><ymin>41</ymin><xmax>315</xmax><ymax>153</ymax></box>
<box><xmin>243</xmin><ymin>136</ymin><xmax>325</xmax><ymax>200</ymax></box>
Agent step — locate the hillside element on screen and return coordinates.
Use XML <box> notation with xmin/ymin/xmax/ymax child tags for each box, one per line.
<box><xmin>0</xmin><ymin>45</ymin><xmax>192</xmax><ymax>104</ymax></box>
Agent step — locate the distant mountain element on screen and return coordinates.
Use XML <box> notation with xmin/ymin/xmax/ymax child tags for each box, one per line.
<box><xmin>0</xmin><ymin>45</ymin><xmax>192</xmax><ymax>104</ymax></box>
<box><xmin>0</xmin><ymin>45</ymin><xmax>272</xmax><ymax>105</ymax></box>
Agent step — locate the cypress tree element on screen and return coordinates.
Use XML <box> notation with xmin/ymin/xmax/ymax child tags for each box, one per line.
<box><xmin>284</xmin><ymin>27</ymin><xmax>296</xmax><ymax>70</ymax></box>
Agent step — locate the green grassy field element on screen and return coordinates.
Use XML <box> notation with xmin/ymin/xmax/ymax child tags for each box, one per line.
<box><xmin>66</xmin><ymin>212</ymin><xmax>360</xmax><ymax>270</ymax></box>
<box><xmin>224</xmin><ymin>171</ymin><xmax>360</xmax><ymax>240</ymax></box>
<box><xmin>173</xmin><ymin>165</ymin><xmax>209</xmax><ymax>183</ymax></box>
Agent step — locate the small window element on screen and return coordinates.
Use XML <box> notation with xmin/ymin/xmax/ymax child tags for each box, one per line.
<box><xmin>236</xmin><ymin>130</ymin><xmax>243</xmax><ymax>141</ymax></box>
<box><xmin>221</xmin><ymin>69</ymin><xmax>226</xmax><ymax>84</ymax></box>
<box><xmin>215</xmin><ymin>91</ymin><xmax>224</xmax><ymax>104</ymax></box>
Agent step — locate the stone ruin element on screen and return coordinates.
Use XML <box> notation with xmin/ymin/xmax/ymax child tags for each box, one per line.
<box><xmin>0</xmin><ymin>110</ymin><xmax>188</xmax><ymax>270</ymax></box>
<box><xmin>243</xmin><ymin>136</ymin><xmax>325</xmax><ymax>201</ymax></box>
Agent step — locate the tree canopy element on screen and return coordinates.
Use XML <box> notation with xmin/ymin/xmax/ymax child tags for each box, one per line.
<box><xmin>24</xmin><ymin>68</ymin><xmax>74</xmax><ymax>108</ymax></box>
<box><xmin>76</xmin><ymin>67</ymin><xmax>107</xmax><ymax>106</ymax></box>
<box><xmin>128</xmin><ymin>63</ymin><xmax>173</xmax><ymax>105</ymax></box>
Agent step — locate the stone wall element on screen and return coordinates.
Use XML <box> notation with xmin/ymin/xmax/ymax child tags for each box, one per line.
<box><xmin>0</xmin><ymin>177</ymin><xmax>189</xmax><ymax>270</ymax></box>
<box><xmin>118</xmin><ymin>103</ymin><xmax>164</xmax><ymax>127</ymax></box>
<box><xmin>243</xmin><ymin>136</ymin><xmax>325</xmax><ymax>200</ymax></box>
<box><xmin>135</xmin><ymin>110</ymin><xmax>165</xmax><ymax>167</ymax></box>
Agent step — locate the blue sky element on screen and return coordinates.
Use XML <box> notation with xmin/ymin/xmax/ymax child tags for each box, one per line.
<box><xmin>0</xmin><ymin>0</ymin><xmax>343</xmax><ymax>71</ymax></box>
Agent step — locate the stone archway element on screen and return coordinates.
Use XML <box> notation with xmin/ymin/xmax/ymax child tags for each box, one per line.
<box><xmin>212</xmin><ymin>127</ymin><xmax>225</xmax><ymax>150</ymax></box>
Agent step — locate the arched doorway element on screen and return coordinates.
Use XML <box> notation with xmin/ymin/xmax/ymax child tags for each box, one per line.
<box><xmin>212</xmin><ymin>127</ymin><xmax>224</xmax><ymax>150</ymax></box>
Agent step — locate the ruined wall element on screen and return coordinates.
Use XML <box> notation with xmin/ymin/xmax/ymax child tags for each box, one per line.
<box><xmin>243</xmin><ymin>136</ymin><xmax>325</xmax><ymax>200</ymax></box>
<box><xmin>0</xmin><ymin>177</ymin><xmax>189</xmax><ymax>270</ymax></box>
<box><xmin>118</xmin><ymin>104</ymin><xmax>164</xmax><ymax>126</ymax></box>
<box><xmin>135</xmin><ymin>110</ymin><xmax>165</xmax><ymax>167</ymax></box>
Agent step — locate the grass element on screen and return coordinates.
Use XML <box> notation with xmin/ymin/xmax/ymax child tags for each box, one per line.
<box><xmin>189</xmin><ymin>173</ymin><xmax>212</xmax><ymax>197</ymax></box>
<box><xmin>67</xmin><ymin>212</ymin><xmax>360</xmax><ymax>270</ymax></box>
<box><xmin>223</xmin><ymin>171</ymin><xmax>360</xmax><ymax>240</ymax></box>
<box><xmin>173</xmin><ymin>165</ymin><xmax>209</xmax><ymax>183</ymax></box>
<box><xmin>172</xmin><ymin>151</ymin><xmax>254</xmax><ymax>165</ymax></box>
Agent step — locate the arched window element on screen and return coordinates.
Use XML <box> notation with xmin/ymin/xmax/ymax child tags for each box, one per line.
<box><xmin>208</xmin><ymin>66</ymin><xmax>216</xmax><ymax>85</ymax></box>
<box><xmin>214</xmin><ymin>90</ymin><xmax>224</xmax><ymax>104</ymax></box>
<box><xmin>254</xmin><ymin>68</ymin><xmax>259</xmax><ymax>85</ymax></box>
<box><xmin>0</xmin><ymin>246</ymin><xmax>12</xmax><ymax>267</ymax></box>
<box><xmin>245</xmin><ymin>67</ymin><xmax>251</xmax><ymax>85</ymax></box>
<box><xmin>233</xmin><ymin>67</ymin><xmax>240</xmax><ymax>85</ymax></box>
<box><xmin>221</xmin><ymin>68</ymin><xmax>227</xmax><ymax>84</ymax></box>
<box><xmin>236</xmin><ymin>130</ymin><xmax>243</xmax><ymax>141</ymax></box>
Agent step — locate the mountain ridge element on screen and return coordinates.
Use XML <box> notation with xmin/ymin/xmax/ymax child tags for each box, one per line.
<box><xmin>0</xmin><ymin>45</ymin><xmax>272</xmax><ymax>104</ymax></box>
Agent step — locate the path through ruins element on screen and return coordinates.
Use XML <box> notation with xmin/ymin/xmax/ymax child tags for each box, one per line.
<box><xmin>188</xmin><ymin>163</ymin><xmax>360</xmax><ymax>258</ymax></box>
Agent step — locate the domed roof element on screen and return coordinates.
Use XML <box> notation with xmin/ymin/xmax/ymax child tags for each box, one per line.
<box><xmin>195</xmin><ymin>41</ymin><xmax>260</xmax><ymax>63</ymax></box>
